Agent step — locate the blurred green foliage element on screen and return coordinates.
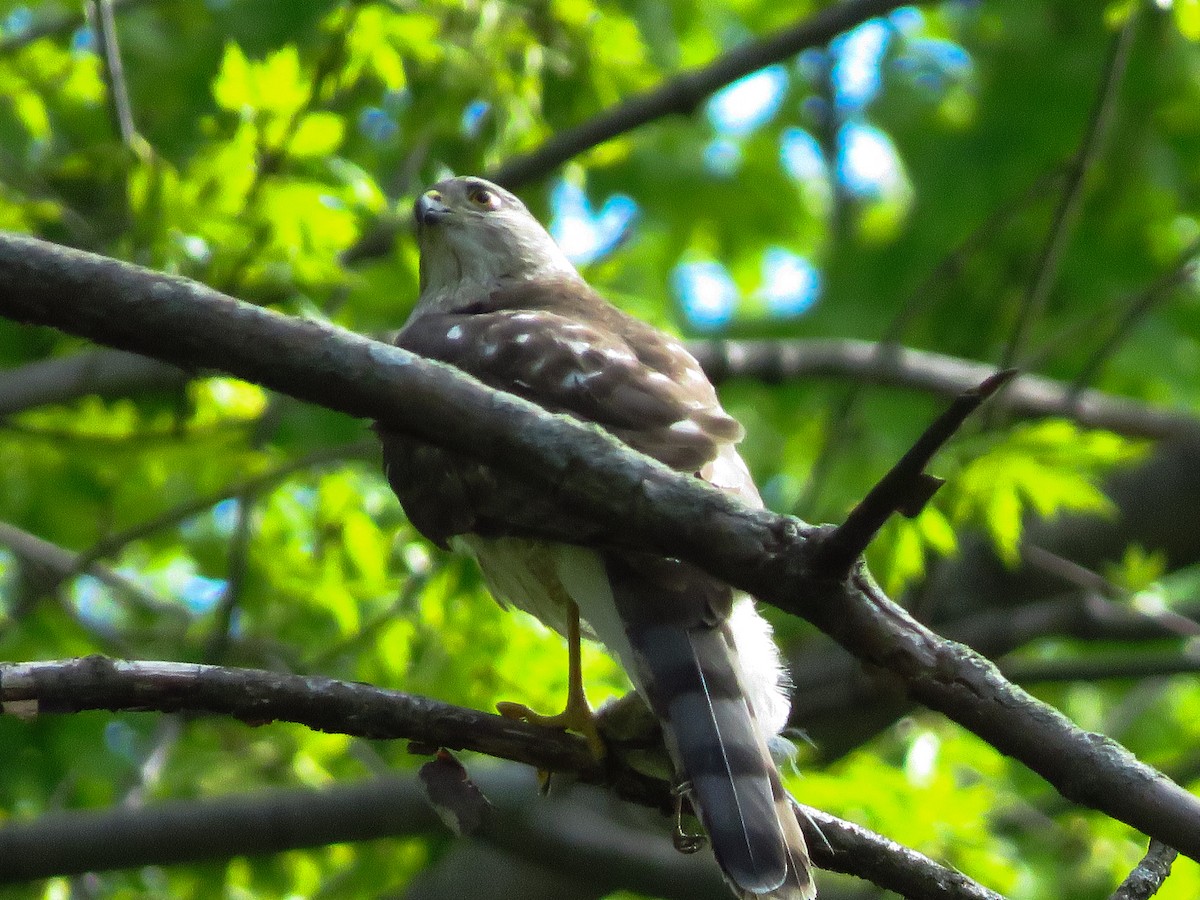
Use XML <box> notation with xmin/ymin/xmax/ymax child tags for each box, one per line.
<box><xmin>0</xmin><ymin>0</ymin><xmax>1199</xmax><ymax>897</ymax></box>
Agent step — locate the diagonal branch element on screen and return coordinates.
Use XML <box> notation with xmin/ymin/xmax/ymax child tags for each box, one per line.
<box><xmin>488</xmin><ymin>0</ymin><xmax>914</xmax><ymax>189</ymax></box>
<box><xmin>997</xmin><ymin>9</ymin><xmax>1139</xmax><ymax>372</ymax></box>
<box><xmin>0</xmin><ymin>231</ymin><xmax>1198</xmax><ymax>862</ymax></box>
<box><xmin>346</xmin><ymin>0</ymin><xmax>920</xmax><ymax>264</ymax></box>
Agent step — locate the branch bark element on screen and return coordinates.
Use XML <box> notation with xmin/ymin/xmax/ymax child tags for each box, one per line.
<box><xmin>0</xmin><ymin>658</ymin><xmax>1003</xmax><ymax>899</ymax></box>
<box><xmin>1</xmin><ymin>232</ymin><xmax>1198</xmax><ymax>862</ymax></box>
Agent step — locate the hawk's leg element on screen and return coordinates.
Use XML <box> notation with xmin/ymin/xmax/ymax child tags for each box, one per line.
<box><xmin>496</xmin><ymin>600</ymin><xmax>605</xmax><ymax>758</ymax></box>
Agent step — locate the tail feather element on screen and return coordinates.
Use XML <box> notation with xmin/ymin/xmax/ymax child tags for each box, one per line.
<box><xmin>629</xmin><ymin>623</ymin><xmax>814</xmax><ymax>895</ymax></box>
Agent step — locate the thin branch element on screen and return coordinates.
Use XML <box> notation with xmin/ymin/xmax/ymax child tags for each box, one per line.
<box><xmin>0</xmin><ymin>658</ymin><xmax>1004</xmax><ymax>899</ymax></box>
<box><xmin>1068</xmin><ymin>236</ymin><xmax>1200</xmax><ymax>398</ymax></box>
<box><xmin>202</xmin><ymin>494</ymin><xmax>254</xmax><ymax>664</ymax></box>
<box><xmin>1</xmin><ymin>233</ymin><xmax>1199</xmax><ymax>861</ymax></box>
<box><xmin>1001</xmin><ymin>650</ymin><xmax>1200</xmax><ymax>686</ymax></box>
<box><xmin>798</xmin><ymin>166</ymin><xmax>1067</xmax><ymax>513</ymax></box>
<box><xmin>1110</xmin><ymin>839</ymin><xmax>1177</xmax><ymax>900</ymax></box>
<box><xmin>7</xmin><ymin>339</ymin><xmax>1194</xmax><ymax>443</ymax></box>
<box><xmin>998</xmin><ymin>10</ymin><xmax>1139</xmax><ymax>371</ymax></box>
<box><xmin>344</xmin><ymin>0</ymin><xmax>920</xmax><ymax>264</ymax></box>
<box><xmin>69</xmin><ymin>441</ymin><xmax>375</xmax><ymax>579</ymax></box>
<box><xmin>816</xmin><ymin>370</ymin><xmax>1014</xmax><ymax>573</ymax></box>
<box><xmin>689</xmin><ymin>339</ymin><xmax>1199</xmax><ymax>440</ymax></box>
<box><xmin>0</xmin><ymin>348</ymin><xmax>188</xmax><ymax>417</ymax></box>
<box><xmin>0</xmin><ymin>0</ymin><xmax>154</xmax><ymax>56</ymax></box>
<box><xmin>86</xmin><ymin>0</ymin><xmax>138</xmax><ymax>147</ymax></box>
<box><xmin>0</xmin><ymin>520</ymin><xmax>177</xmax><ymax>620</ymax></box>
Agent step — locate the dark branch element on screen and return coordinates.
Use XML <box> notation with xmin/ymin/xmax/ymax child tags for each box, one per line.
<box><xmin>87</xmin><ymin>0</ymin><xmax>138</xmax><ymax>147</ymax></box>
<box><xmin>345</xmin><ymin>0</ymin><xmax>921</xmax><ymax>264</ymax></box>
<box><xmin>0</xmin><ymin>657</ymin><xmax>599</xmax><ymax>776</ymax></box>
<box><xmin>488</xmin><ymin>0</ymin><xmax>914</xmax><ymax>188</ymax></box>
<box><xmin>1110</xmin><ymin>839</ymin><xmax>1177</xmax><ymax>900</ymax></box>
<box><xmin>998</xmin><ymin>8</ymin><xmax>1139</xmax><ymax>370</ymax></box>
<box><xmin>0</xmin><ymin>658</ymin><xmax>1003</xmax><ymax>899</ymax></box>
<box><xmin>1</xmin><ymin>232</ymin><xmax>1199</xmax><ymax>862</ymax></box>
<box><xmin>689</xmin><ymin>339</ymin><xmax>1200</xmax><ymax>440</ymax></box>
<box><xmin>4</xmin><ymin>339</ymin><xmax>1192</xmax><ymax>443</ymax></box>
<box><xmin>816</xmin><ymin>370</ymin><xmax>1014</xmax><ymax>573</ymax></box>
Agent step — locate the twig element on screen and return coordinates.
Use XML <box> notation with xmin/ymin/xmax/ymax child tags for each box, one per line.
<box><xmin>799</xmin><ymin>167</ymin><xmax>1066</xmax><ymax>513</ymax></box>
<box><xmin>202</xmin><ymin>494</ymin><xmax>254</xmax><ymax>664</ymax></box>
<box><xmin>68</xmin><ymin>441</ymin><xmax>374</xmax><ymax>579</ymax></box>
<box><xmin>817</xmin><ymin>370</ymin><xmax>1016</xmax><ymax>574</ymax></box>
<box><xmin>0</xmin><ymin>520</ymin><xmax>177</xmax><ymax>619</ymax></box>
<box><xmin>1068</xmin><ymin>236</ymin><xmax>1200</xmax><ymax>399</ymax></box>
<box><xmin>1110</xmin><ymin>839</ymin><xmax>1177</xmax><ymax>900</ymax></box>
<box><xmin>86</xmin><ymin>0</ymin><xmax>138</xmax><ymax>147</ymax></box>
<box><xmin>0</xmin><ymin>0</ymin><xmax>154</xmax><ymax>56</ymax></box>
<box><xmin>1002</xmin><ymin>649</ymin><xmax>1200</xmax><ymax>685</ymax></box>
<box><xmin>998</xmin><ymin>10</ymin><xmax>1139</xmax><ymax>371</ymax></box>
<box><xmin>2</xmin><ymin>233</ymin><xmax>1199</xmax><ymax>860</ymax></box>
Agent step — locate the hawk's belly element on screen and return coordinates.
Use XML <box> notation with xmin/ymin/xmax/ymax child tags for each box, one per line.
<box><xmin>451</xmin><ymin>534</ymin><xmax>641</xmax><ymax>684</ymax></box>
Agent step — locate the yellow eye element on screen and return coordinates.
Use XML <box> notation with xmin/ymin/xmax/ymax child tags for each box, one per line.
<box><xmin>468</xmin><ymin>188</ymin><xmax>500</xmax><ymax>209</ymax></box>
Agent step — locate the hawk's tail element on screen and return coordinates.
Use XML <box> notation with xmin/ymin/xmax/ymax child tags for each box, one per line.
<box><xmin>628</xmin><ymin>623</ymin><xmax>815</xmax><ymax>899</ymax></box>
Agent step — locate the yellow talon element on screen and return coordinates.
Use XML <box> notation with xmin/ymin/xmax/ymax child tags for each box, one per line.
<box><xmin>497</xmin><ymin>600</ymin><xmax>607</xmax><ymax>760</ymax></box>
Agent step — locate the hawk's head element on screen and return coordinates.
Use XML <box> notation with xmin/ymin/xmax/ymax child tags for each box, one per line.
<box><xmin>414</xmin><ymin>176</ymin><xmax>578</xmax><ymax>302</ymax></box>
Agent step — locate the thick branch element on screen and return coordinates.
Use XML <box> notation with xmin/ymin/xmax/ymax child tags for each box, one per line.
<box><xmin>1</xmin><ymin>232</ymin><xmax>1198</xmax><ymax>861</ymax></box>
<box><xmin>0</xmin><ymin>658</ymin><xmax>1003</xmax><ymax>899</ymax></box>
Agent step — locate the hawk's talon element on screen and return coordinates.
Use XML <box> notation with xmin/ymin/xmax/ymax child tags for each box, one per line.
<box><xmin>672</xmin><ymin>783</ymin><xmax>707</xmax><ymax>854</ymax></box>
<box><xmin>496</xmin><ymin>600</ymin><xmax>606</xmax><ymax>760</ymax></box>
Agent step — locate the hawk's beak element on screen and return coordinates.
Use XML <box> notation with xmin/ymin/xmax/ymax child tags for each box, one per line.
<box><xmin>415</xmin><ymin>190</ymin><xmax>450</xmax><ymax>227</ymax></box>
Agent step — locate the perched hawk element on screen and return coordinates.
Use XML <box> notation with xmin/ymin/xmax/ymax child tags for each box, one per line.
<box><xmin>379</xmin><ymin>175</ymin><xmax>815</xmax><ymax>899</ymax></box>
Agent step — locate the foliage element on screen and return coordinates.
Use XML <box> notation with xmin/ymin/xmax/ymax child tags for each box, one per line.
<box><xmin>1</xmin><ymin>0</ymin><xmax>1199</xmax><ymax>898</ymax></box>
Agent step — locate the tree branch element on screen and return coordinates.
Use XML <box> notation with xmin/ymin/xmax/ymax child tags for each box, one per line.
<box><xmin>0</xmin><ymin>0</ymin><xmax>154</xmax><ymax>56</ymax></box>
<box><xmin>0</xmin><ymin>658</ymin><xmax>1004</xmax><ymax>899</ymax></box>
<box><xmin>689</xmin><ymin>339</ymin><xmax>1200</xmax><ymax>440</ymax></box>
<box><xmin>344</xmin><ymin>0</ymin><xmax>921</xmax><ymax>264</ymax></box>
<box><xmin>0</xmin><ymin>657</ymin><xmax>600</xmax><ymax>776</ymax></box>
<box><xmin>1110</xmin><ymin>839</ymin><xmax>1177</xmax><ymax>900</ymax></box>
<box><xmin>1</xmin><ymin>232</ymin><xmax>1198</xmax><ymax>861</ymax></box>
<box><xmin>998</xmin><ymin>7</ymin><xmax>1139</xmax><ymax>370</ymax></box>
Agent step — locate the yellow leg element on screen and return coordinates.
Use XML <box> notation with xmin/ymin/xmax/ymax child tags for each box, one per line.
<box><xmin>497</xmin><ymin>600</ymin><xmax>605</xmax><ymax>758</ymax></box>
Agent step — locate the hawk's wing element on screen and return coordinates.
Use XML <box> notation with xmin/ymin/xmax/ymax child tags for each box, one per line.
<box><xmin>380</xmin><ymin>276</ymin><xmax>813</xmax><ymax>899</ymax></box>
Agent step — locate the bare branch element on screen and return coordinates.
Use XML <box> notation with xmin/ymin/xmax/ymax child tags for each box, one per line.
<box><xmin>0</xmin><ymin>520</ymin><xmax>175</xmax><ymax>619</ymax></box>
<box><xmin>1110</xmin><ymin>839</ymin><xmax>1177</xmax><ymax>900</ymax></box>
<box><xmin>0</xmin><ymin>657</ymin><xmax>1004</xmax><ymax>899</ymax></box>
<box><xmin>0</xmin><ymin>657</ymin><xmax>599</xmax><ymax>776</ymax></box>
<box><xmin>345</xmin><ymin>0</ymin><xmax>922</xmax><ymax>264</ymax></box>
<box><xmin>998</xmin><ymin>9</ymin><xmax>1139</xmax><ymax>370</ymax></box>
<box><xmin>86</xmin><ymin>0</ymin><xmax>138</xmax><ymax>147</ymax></box>
<box><xmin>690</xmin><ymin>339</ymin><xmax>1200</xmax><ymax>440</ymax></box>
<box><xmin>817</xmin><ymin>371</ymin><xmax>1013</xmax><ymax>572</ymax></box>
<box><xmin>0</xmin><ymin>0</ymin><xmax>154</xmax><ymax>56</ymax></box>
<box><xmin>0</xmin><ymin>348</ymin><xmax>187</xmax><ymax>416</ymax></box>
<box><xmin>0</xmin><ymin>232</ymin><xmax>1198</xmax><ymax>861</ymax></box>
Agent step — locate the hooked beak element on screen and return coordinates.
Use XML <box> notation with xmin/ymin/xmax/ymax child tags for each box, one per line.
<box><xmin>415</xmin><ymin>190</ymin><xmax>450</xmax><ymax>227</ymax></box>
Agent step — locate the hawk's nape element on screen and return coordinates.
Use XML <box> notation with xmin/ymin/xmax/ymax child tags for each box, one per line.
<box><xmin>378</xmin><ymin>175</ymin><xmax>815</xmax><ymax>899</ymax></box>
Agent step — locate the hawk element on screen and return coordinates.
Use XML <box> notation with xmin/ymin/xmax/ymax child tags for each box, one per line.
<box><xmin>378</xmin><ymin>175</ymin><xmax>815</xmax><ymax>899</ymax></box>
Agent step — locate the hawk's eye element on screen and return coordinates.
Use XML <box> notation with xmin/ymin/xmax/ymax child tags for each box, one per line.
<box><xmin>468</xmin><ymin>188</ymin><xmax>500</xmax><ymax>210</ymax></box>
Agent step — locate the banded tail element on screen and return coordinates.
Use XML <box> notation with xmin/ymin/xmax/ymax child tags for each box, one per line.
<box><xmin>627</xmin><ymin>622</ymin><xmax>815</xmax><ymax>899</ymax></box>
